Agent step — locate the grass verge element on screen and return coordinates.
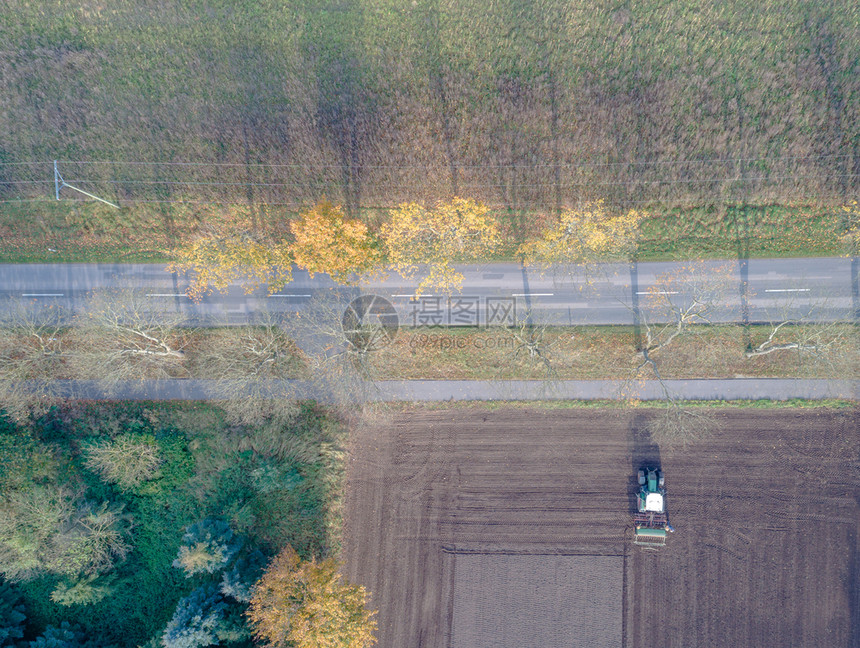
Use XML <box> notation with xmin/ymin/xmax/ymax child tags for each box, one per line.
<box><xmin>0</xmin><ymin>200</ymin><xmax>849</xmax><ymax>263</ymax></box>
<box><xmin>371</xmin><ymin>324</ymin><xmax>858</xmax><ymax>381</ymax></box>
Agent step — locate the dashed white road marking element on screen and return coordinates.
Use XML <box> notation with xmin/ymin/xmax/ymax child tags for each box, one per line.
<box><xmin>268</xmin><ymin>294</ymin><xmax>312</xmax><ymax>298</ymax></box>
<box><xmin>146</xmin><ymin>293</ymin><xmax>187</xmax><ymax>297</ymax></box>
<box><xmin>511</xmin><ymin>293</ymin><xmax>554</xmax><ymax>297</ymax></box>
<box><xmin>636</xmin><ymin>291</ymin><xmax>678</xmax><ymax>295</ymax></box>
<box><xmin>764</xmin><ymin>288</ymin><xmax>811</xmax><ymax>293</ymax></box>
<box><xmin>22</xmin><ymin>293</ymin><xmax>64</xmax><ymax>297</ymax></box>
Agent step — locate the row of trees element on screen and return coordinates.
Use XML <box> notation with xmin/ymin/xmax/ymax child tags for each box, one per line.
<box><xmin>171</xmin><ymin>197</ymin><xmax>860</xmax><ymax>301</ymax></box>
<box><xmin>1</xmin><ymin>288</ymin><xmax>412</xmax><ymax>429</ymax></box>
<box><xmin>169</xmin><ymin>197</ymin><xmax>646</xmax><ymax>299</ymax></box>
<box><xmin>1</xmin><ymin>198</ymin><xmax>855</xmax><ymax>444</ymax></box>
<box><xmin>2</xmin><ymin>286</ymin><xmax>851</xmax><ymax>450</ymax></box>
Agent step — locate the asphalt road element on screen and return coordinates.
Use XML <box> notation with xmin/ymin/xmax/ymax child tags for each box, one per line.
<box><xmin>0</xmin><ymin>257</ymin><xmax>856</xmax><ymax>326</ymax></box>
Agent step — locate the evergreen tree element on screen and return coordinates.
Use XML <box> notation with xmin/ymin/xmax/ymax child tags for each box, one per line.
<box><xmin>0</xmin><ymin>580</ymin><xmax>26</xmax><ymax>647</ymax></box>
<box><xmin>220</xmin><ymin>551</ymin><xmax>267</xmax><ymax>604</ymax></box>
<box><xmin>172</xmin><ymin>520</ymin><xmax>242</xmax><ymax>578</ymax></box>
<box><xmin>161</xmin><ymin>584</ymin><xmax>246</xmax><ymax>648</ymax></box>
<box><xmin>27</xmin><ymin>622</ymin><xmax>113</xmax><ymax>648</ymax></box>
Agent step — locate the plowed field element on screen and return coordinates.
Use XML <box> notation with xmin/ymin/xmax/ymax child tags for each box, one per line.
<box><xmin>343</xmin><ymin>408</ymin><xmax>858</xmax><ymax>648</ymax></box>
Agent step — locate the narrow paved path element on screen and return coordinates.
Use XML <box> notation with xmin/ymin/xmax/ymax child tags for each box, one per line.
<box><xmin>40</xmin><ymin>378</ymin><xmax>859</xmax><ymax>402</ymax></box>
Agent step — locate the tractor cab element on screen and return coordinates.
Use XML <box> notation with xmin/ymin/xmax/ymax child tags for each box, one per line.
<box><xmin>638</xmin><ymin>468</ymin><xmax>665</xmax><ymax>513</ymax></box>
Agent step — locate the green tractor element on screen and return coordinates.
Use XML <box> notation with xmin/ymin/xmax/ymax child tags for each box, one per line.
<box><xmin>633</xmin><ymin>467</ymin><xmax>674</xmax><ymax>547</ymax></box>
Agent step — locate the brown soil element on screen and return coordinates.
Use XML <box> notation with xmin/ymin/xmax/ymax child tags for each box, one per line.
<box><xmin>343</xmin><ymin>407</ymin><xmax>859</xmax><ymax>648</ymax></box>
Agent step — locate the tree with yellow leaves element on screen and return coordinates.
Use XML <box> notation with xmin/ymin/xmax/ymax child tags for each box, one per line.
<box><xmin>518</xmin><ymin>200</ymin><xmax>645</xmax><ymax>278</ymax></box>
<box><xmin>290</xmin><ymin>200</ymin><xmax>382</xmax><ymax>283</ymax></box>
<box><xmin>168</xmin><ymin>233</ymin><xmax>292</xmax><ymax>302</ymax></box>
<box><xmin>247</xmin><ymin>545</ymin><xmax>376</xmax><ymax>648</ymax></box>
<box><xmin>381</xmin><ymin>197</ymin><xmax>500</xmax><ymax>295</ymax></box>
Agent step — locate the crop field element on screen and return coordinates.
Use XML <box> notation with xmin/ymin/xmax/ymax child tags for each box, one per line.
<box><xmin>343</xmin><ymin>407</ymin><xmax>858</xmax><ymax>648</ymax></box>
<box><xmin>2</xmin><ymin>1</ymin><xmax>858</xmax><ymax>215</ymax></box>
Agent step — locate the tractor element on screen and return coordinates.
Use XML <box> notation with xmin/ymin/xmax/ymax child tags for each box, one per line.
<box><xmin>633</xmin><ymin>467</ymin><xmax>673</xmax><ymax>547</ymax></box>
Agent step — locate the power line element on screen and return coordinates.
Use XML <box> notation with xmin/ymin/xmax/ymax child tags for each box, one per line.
<box><xmin>37</xmin><ymin>152</ymin><xmax>858</xmax><ymax>170</ymax></box>
<box><xmin>59</xmin><ymin>172</ymin><xmax>858</xmax><ymax>190</ymax></box>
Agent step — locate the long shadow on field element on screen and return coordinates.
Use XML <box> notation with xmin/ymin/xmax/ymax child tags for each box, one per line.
<box><xmin>627</xmin><ymin>413</ymin><xmax>661</xmax><ymax>515</ymax></box>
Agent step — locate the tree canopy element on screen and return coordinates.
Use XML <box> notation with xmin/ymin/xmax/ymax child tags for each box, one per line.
<box><xmin>247</xmin><ymin>546</ymin><xmax>376</xmax><ymax>648</ymax></box>
<box><xmin>518</xmin><ymin>200</ymin><xmax>645</xmax><ymax>274</ymax></box>
<box><xmin>290</xmin><ymin>200</ymin><xmax>381</xmax><ymax>283</ymax></box>
<box><xmin>382</xmin><ymin>197</ymin><xmax>500</xmax><ymax>295</ymax></box>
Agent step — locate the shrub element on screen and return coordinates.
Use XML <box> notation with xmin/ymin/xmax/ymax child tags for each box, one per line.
<box><xmin>27</xmin><ymin>622</ymin><xmax>113</xmax><ymax>648</ymax></box>
<box><xmin>135</xmin><ymin>432</ymin><xmax>194</xmax><ymax>498</ymax></box>
<box><xmin>220</xmin><ymin>551</ymin><xmax>267</xmax><ymax>604</ymax></box>
<box><xmin>172</xmin><ymin>520</ymin><xmax>242</xmax><ymax>578</ymax></box>
<box><xmin>50</xmin><ymin>575</ymin><xmax>114</xmax><ymax>606</ymax></box>
<box><xmin>83</xmin><ymin>434</ymin><xmax>162</xmax><ymax>491</ymax></box>
<box><xmin>0</xmin><ymin>580</ymin><xmax>26</xmax><ymax>647</ymax></box>
<box><xmin>250</xmin><ymin>461</ymin><xmax>303</xmax><ymax>495</ymax></box>
<box><xmin>47</xmin><ymin>502</ymin><xmax>134</xmax><ymax>577</ymax></box>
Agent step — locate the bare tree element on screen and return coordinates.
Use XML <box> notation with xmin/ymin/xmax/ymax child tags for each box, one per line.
<box><xmin>0</xmin><ymin>299</ymin><xmax>67</xmax><ymax>420</ymax></box>
<box><xmin>745</xmin><ymin>300</ymin><xmax>857</xmax><ymax>377</ymax></box>
<box><xmin>195</xmin><ymin>309</ymin><xmax>306</xmax><ymax>427</ymax></box>
<box><xmin>285</xmin><ymin>293</ymin><xmax>395</xmax><ymax>410</ymax></box>
<box><xmin>623</xmin><ymin>263</ymin><xmax>734</xmax><ymax>445</ymax></box>
<box><xmin>634</xmin><ymin>264</ymin><xmax>732</xmax><ymax>370</ymax></box>
<box><xmin>646</xmin><ymin>404</ymin><xmax>718</xmax><ymax>448</ymax></box>
<box><xmin>68</xmin><ymin>289</ymin><xmax>192</xmax><ymax>394</ymax></box>
<box><xmin>497</xmin><ymin>308</ymin><xmax>573</xmax><ymax>382</ymax></box>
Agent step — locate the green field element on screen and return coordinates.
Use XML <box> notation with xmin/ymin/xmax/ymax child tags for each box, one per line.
<box><xmin>1</xmin><ymin>0</ymin><xmax>857</xmax><ymax>215</ymax></box>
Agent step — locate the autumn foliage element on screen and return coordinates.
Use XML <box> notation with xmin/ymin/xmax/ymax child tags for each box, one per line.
<box><xmin>168</xmin><ymin>233</ymin><xmax>293</xmax><ymax>301</ymax></box>
<box><xmin>247</xmin><ymin>546</ymin><xmax>376</xmax><ymax>648</ymax></box>
<box><xmin>381</xmin><ymin>197</ymin><xmax>501</xmax><ymax>295</ymax></box>
<box><xmin>290</xmin><ymin>200</ymin><xmax>381</xmax><ymax>283</ymax></box>
<box><xmin>841</xmin><ymin>201</ymin><xmax>860</xmax><ymax>255</ymax></box>
<box><xmin>518</xmin><ymin>200</ymin><xmax>645</xmax><ymax>271</ymax></box>
<box><xmin>164</xmin><ymin>197</ymin><xmax>646</xmax><ymax>297</ymax></box>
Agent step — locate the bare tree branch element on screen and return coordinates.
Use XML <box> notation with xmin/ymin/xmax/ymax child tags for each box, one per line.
<box><xmin>196</xmin><ymin>309</ymin><xmax>306</xmax><ymax>426</ymax></box>
<box><xmin>620</xmin><ymin>262</ymin><xmax>734</xmax><ymax>446</ymax></box>
<box><xmin>744</xmin><ymin>298</ymin><xmax>857</xmax><ymax>374</ymax></box>
<box><xmin>67</xmin><ymin>289</ymin><xmax>192</xmax><ymax>394</ymax></box>
<box><xmin>0</xmin><ymin>299</ymin><xmax>68</xmax><ymax>420</ymax></box>
<box><xmin>285</xmin><ymin>292</ymin><xmax>393</xmax><ymax>410</ymax></box>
